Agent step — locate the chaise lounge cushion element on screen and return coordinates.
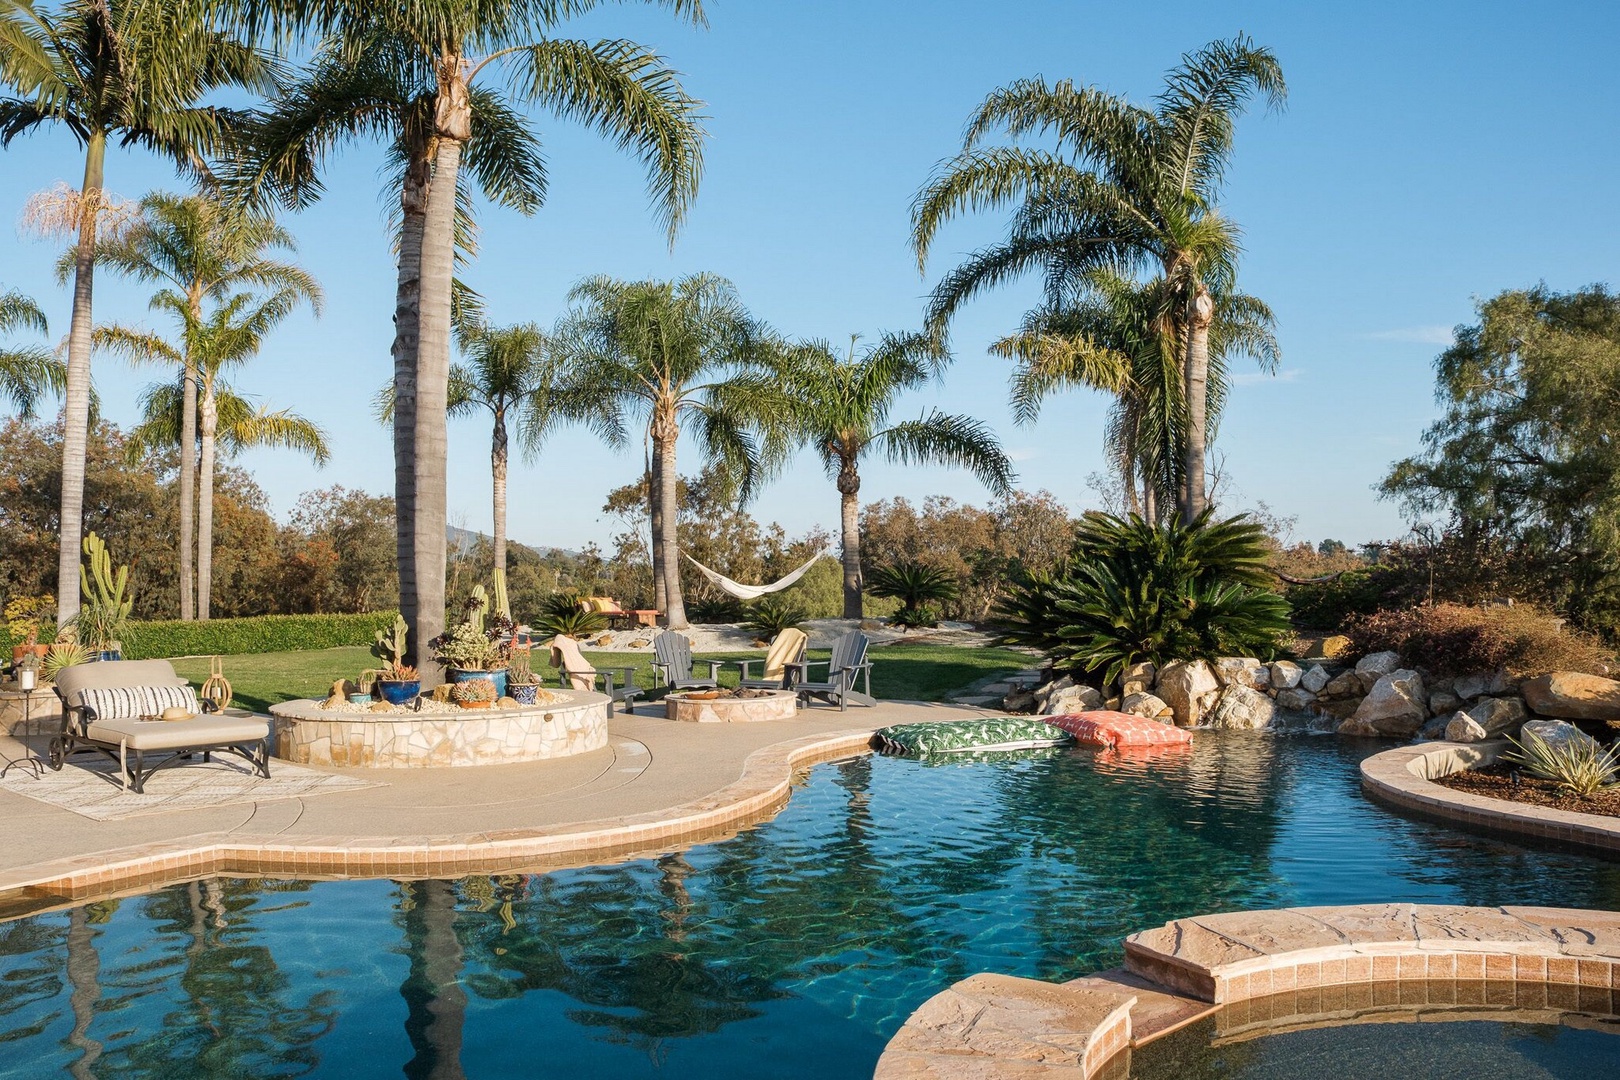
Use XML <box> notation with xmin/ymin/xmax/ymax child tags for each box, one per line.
<box><xmin>77</xmin><ymin>684</ymin><xmax>199</xmax><ymax>721</ymax></box>
<box><xmin>86</xmin><ymin>713</ymin><xmax>270</xmax><ymax>752</ymax></box>
<box><xmin>55</xmin><ymin>659</ymin><xmax>189</xmax><ymax>704</ymax></box>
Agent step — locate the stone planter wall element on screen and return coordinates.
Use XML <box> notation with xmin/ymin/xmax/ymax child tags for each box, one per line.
<box><xmin>0</xmin><ymin>686</ymin><xmax>62</xmax><ymax>736</ymax></box>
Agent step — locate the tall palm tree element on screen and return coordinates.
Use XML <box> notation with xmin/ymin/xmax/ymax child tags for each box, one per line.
<box><xmin>0</xmin><ymin>287</ymin><xmax>63</xmax><ymax>414</ymax></box>
<box><xmin>241</xmin><ymin>5</ymin><xmax>705</xmax><ymax>681</ymax></box>
<box><xmin>911</xmin><ymin>35</ymin><xmax>1285</xmax><ymax>524</ymax></box>
<box><xmin>97</xmin><ymin>290</ymin><xmax>325</xmax><ymax>617</ymax></box>
<box><xmin>90</xmin><ymin>191</ymin><xmax>318</xmax><ymax>619</ymax></box>
<box><xmin>552</xmin><ymin>273</ymin><xmax>790</xmax><ymax>629</ymax></box>
<box><xmin>781</xmin><ymin>334</ymin><xmax>1015</xmax><ymax>617</ymax></box>
<box><xmin>0</xmin><ymin>0</ymin><xmax>277</xmax><ymax>625</ymax></box>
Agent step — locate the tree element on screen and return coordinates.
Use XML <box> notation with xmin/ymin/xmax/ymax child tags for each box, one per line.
<box><xmin>779</xmin><ymin>334</ymin><xmax>1014</xmax><ymax>618</ymax></box>
<box><xmin>552</xmin><ymin>273</ymin><xmax>791</xmax><ymax>628</ymax></box>
<box><xmin>1383</xmin><ymin>284</ymin><xmax>1620</xmax><ymax>634</ymax></box>
<box><xmin>97</xmin><ymin>288</ymin><xmax>326</xmax><ymax>618</ymax></box>
<box><xmin>0</xmin><ymin>287</ymin><xmax>63</xmax><ymax>415</ymax></box>
<box><xmin>242</xmin><ymin>3</ymin><xmax>705</xmax><ymax>681</ymax></box>
<box><xmin>911</xmin><ymin>35</ymin><xmax>1285</xmax><ymax>524</ymax></box>
<box><xmin>0</xmin><ymin>0</ymin><xmax>276</xmax><ymax>625</ymax></box>
<box><xmin>91</xmin><ymin>191</ymin><xmax>319</xmax><ymax>619</ymax></box>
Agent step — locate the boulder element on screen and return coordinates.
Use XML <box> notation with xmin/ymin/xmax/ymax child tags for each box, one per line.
<box><xmin>1307</xmin><ymin>635</ymin><xmax>1353</xmax><ymax>659</ymax></box>
<box><xmin>1031</xmin><ymin>675</ymin><xmax>1074</xmax><ymax>709</ymax></box>
<box><xmin>1122</xmin><ymin>662</ymin><xmax>1157</xmax><ymax>697</ymax></box>
<box><xmin>1465</xmin><ymin>696</ymin><xmax>1528</xmax><ymax>738</ymax></box>
<box><xmin>1444</xmin><ymin>713</ymin><xmax>1489</xmax><ymax>743</ymax></box>
<box><xmin>1156</xmin><ymin>660</ymin><xmax>1222</xmax><ymax>727</ymax></box>
<box><xmin>1268</xmin><ymin>661</ymin><xmax>1304</xmax><ymax>690</ymax></box>
<box><xmin>1301</xmin><ymin>665</ymin><xmax>1332</xmax><ymax>694</ymax></box>
<box><xmin>1355</xmin><ymin>651</ymin><xmax>1401</xmax><ymax>677</ymax></box>
<box><xmin>1275</xmin><ymin>687</ymin><xmax>1317</xmax><ymax>713</ymax></box>
<box><xmin>1321</xmin><ymin>671</ymin><xmax>1363</xmax><ymax>699</ymax></box>
<box><xmin>1042</xmin><ymin>683</ymin><xmax>1105</xmax><ymax>716</ymax></box>
<box><xmin>1319</xmin><ymin>698</ymin><xmax>1361</xmax><ymax>721</ymax></box>
<box><xmin>1343</xmin><ymin>669</ymin><xmax>1428</xmax><ymax>737</ymax></box>
<box><xmin>1455</xmin><ymin>670</ymin><xmax>1510</xmax><ymax>701</ymax></box>
<box><xmin>1213</xmin><ymin>657</ymin><xmax>1268</xmax><ymax>691</ymax></box>
<box><xmin>1418</xmin><ymin>713</ymin><xmax>1451</xmax><ymax>740</ymax></box>
<box><xmin>1208</xmin><ymin>685</ymin><xmax>1276</xmax><ymax>730</ymax></box>
<box><xmin>1428</xmin><ymin>690</ymin><xmax>1462</xmax><ymax>718</ymax></box>
<box><xmin>1520</xmin><ymin>718</ymin><xmax>1601</xmax><ymax>754</ymax></box>
<box><xmin>1521</xmin><ymin>672</ymin><xmax>1620</xmax><ymax>722</ymax></box>
<box><xmin>1002</xmin><ymin>688</ymin><xmax>1037</xmax><ymax>713</ymax></box>
<box><xmin>1355</xmin><ymin>670</ymin><xmax>1383</xmax><ymax>695</ymax></box>
<box><xmin>1120</xmin><ymin>691</ymin><xmax>1173</xmax><ymax>720</ymax></box>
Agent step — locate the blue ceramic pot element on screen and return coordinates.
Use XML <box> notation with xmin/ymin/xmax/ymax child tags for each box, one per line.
<box><xmin>510</xmin><ymin>682</ymin><xmax>539</xmax><ymax>705</ymax></box>
<box><xmin>377</xmin><ymin>680</ymin><xmax>421</xmax><ymax>705</ymax></box>
<box><xmin>448</xmin><ymin>667</ymin><xmax>508</xmax><ymax>699</ymax></box>
<box><xmin>349</xmin><ymin>692</ymin><xmax>372</xmax><ymax>705</ymax></box>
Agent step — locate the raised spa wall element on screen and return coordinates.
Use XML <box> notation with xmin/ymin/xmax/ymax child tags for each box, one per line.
<box><xmin>269</xmin><ymin>690</ymin><xmax>609</xmax><ymax>768</ymax></box>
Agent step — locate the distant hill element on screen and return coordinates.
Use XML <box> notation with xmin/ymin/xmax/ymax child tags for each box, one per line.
<box><xmin>447</xmin><ymin>524</ymin><xmax>578</xmax><ymax>560</ymax></box>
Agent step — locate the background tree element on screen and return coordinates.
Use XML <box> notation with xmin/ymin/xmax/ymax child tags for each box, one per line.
<box><xmin>0</xmin><ymin>288</ymin><xmax>62</xmax><ymax>415</ymax></box>
<box><xmin>912</xmin><ymin>35</ymin><xmax>1284</xmax><ymax>524</ymax></box>
<box><xmin>780</xmin><ymin>334</ymin><xmax>1014</xmax><ymax>617</ymax></box>
<box><xmin>552</xmin><ymin>273</ymin><xmax>790</xmax><ymax>629</ymax></box>
<box><xmin>92</xmin><ymin>191</ymin><xmax>318</xmax><ymax>619</ymax></box>
<box><xmin>0</xmin><ymin>0</ymin><xmax>276</xmax><ymax>624</ymax></box>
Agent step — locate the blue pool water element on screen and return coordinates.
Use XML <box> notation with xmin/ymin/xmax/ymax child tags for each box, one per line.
<box><xmin>1</xmin><ymin>734</ymin><xmax>1616</xmax><ymax>1078</ymax></box>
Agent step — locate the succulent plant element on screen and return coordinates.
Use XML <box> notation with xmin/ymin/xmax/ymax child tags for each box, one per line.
<box><xmin>372</xmin><ymin>614</ymin><xmax>409</xmax><ymax>668</ymax></box>
<box><xmin>450</xmin><ymin>678</ymin><xmax>497</xmax><ymax>705</ymax></box>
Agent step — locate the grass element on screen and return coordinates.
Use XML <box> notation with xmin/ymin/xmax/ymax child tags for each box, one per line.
<box><xmin>169</xmin><ymin>643</ymin><xmax>1033</xmax><ymax>713</ymax></box>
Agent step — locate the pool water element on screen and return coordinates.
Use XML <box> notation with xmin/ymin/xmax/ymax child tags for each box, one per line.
<box><xmin>1</xmin><ymin>734</ymin><xmax>1617</xmax><ymax>1079</ymax></box>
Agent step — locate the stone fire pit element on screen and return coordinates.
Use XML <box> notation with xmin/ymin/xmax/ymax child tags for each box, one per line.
<box><xmin>665</xmin><ymin>688</ymin><xmax>798</xmax><ymax>723</ymax></box>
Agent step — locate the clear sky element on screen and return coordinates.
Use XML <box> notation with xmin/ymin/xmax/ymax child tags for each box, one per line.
<box><xmin>2</xmin><ymin>0</ymin><xmax>1616</xmax><ymax>553</ymax></box>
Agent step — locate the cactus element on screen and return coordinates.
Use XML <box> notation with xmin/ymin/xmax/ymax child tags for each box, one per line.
<box><xmin>72</xmin><ymin>532</ymin><xmax>133</xmax><ymax>651</ymax></box>
<box><xmin>373</xmin><ymin>614</ymin><xmax>409</xmax><ymax>669</ymax></box>
<box><xmin>465</xmin><ymin>584</ymin><xmax>489</xmax><ymax>633</ymax></box>
<box><xmin>450</xmin><ymin>678</ymin><xmax>497</xmax><ymax>705</ymax></box>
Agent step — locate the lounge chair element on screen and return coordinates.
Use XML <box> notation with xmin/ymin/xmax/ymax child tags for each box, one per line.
<box><xmin>734</xmin><ymin>627</ymin><xmax>808</xmax><ymax>690</ymax></box>
<box><xmin>652</xmin><ymin>632</ymin><xmax>723</xmax><ymax>691</ymax></box>
<box><xmin>578</xmin><ymin>596</ymin><xmax>636</xmax><ymax>630</ymax></box>
<box><xmin>548</xmin><ymin>635</ymin><xmax>643</xmax><ymax>715</ymax></box>
<box><xmin>51</xmin><ymin>659</ymin><xmax>271</xmax><ymax>793</ymax></box>
<box><xmin>786</xmin><ymin>630</ymin><xmax>875</xmax><ymax>710</ymax></box>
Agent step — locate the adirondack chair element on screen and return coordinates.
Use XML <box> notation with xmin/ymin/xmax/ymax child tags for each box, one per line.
<box><xmin>786</xmin><ymin>630</ymin><xmax>875</xmax><ymax>710</ymax></box>
<box><xmin>652</xmin><ymin>632</ymin><xmax>723</xmax><ymax>690</ymax></box>
<box><xmin>734</xmin><ymin>627</ymin><xmax>808</xmax><ymax>690</ymax></box>
<box><xmin>548</xmin><ymin>635</ymin><xmax>643</xmax><ymax>715</ymax></box>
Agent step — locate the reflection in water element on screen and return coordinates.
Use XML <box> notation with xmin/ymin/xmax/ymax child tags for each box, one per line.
<box><xmin>1</xmin><ymin>735</ymin><xmax>1618</xmax><ymax>1080</ymax></box>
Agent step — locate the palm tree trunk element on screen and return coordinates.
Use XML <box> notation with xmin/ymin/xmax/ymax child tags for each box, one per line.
<box><xmin>1182</xmin><ymin>287</ymin><xmax>1215</xmax><ymax>524</ymax></box>
<box><xmin>197</xmin><ymin>376</ymin><xmax>218</xmax><ymax>621</ymax></box>
<box><xmin>393</xmin><ymin>149</ymin><xmax>430</xmax><ymax>667</ymax></box>
<box><xmin>1142</xmin><ymin>479</ymin><xmax>1157</xmax><ymax>524</ymax></box>
<box><xmin>401</xmin><ymin>880</ymin><xmax>467</xmax><ymax>1080</ymax></box>
<box><xmin>178</xmin><ymin>357</ymin><xmax>198</xmax><ymax>620</ymax></box>
<box><xmin>414</xmin><ymin>134</ymin><xmax>463</xmax><ymax>685</ymax></box>
<box><xmin>1119</xmin><ymin>441</ymin><xmax>1141</xmax><ymax>518</ymax></box>
<box><xmin>66</xmin><ymin>906</ymin><xmax>103</xmax><ymax>1080</ymax></box>
<box><xmin>491</xmin><ymin>407</ymin><xmax>507</xmax><ymax>577</ymax></box>
<box><xmin>648</xmin><ymin>454</ymin><xmax>666</xmax><ymax>614</ymax></box>
<box><xmin>653</xmin><ymin>426</ymin><xmax>686</xmax><ymax>628</ymax></box>
<box><xmin>57</xmin><ymin>133</ymin><xmax>105</xmax><ymax>629</ymax></box>
<box><xmin>837</xmin><ymin>460</ymin><xmax>862</xmax><ymax>619</ymax></box>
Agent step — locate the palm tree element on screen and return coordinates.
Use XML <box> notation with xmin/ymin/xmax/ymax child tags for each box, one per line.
<box><xmin>0</xmin><ymin>0</ymin><xmax>277</xmax><ymax>625</ymax></box>
<box><xmin>90</xmin><ymin>191</ymin><xmax>318</xmax><ymax>619</ymax></box>
<box><xmin>552</xmin><ymin>273</ymin><xmax>791</xmax><ymax>629</ymax></box>
<box><xmin>241</xmin><ymin>5</ymin><xmax>705</xmax><ymax>681</ymax></box>
<box><xmin>97</xmin><ymin>291</ymin><xmax>325</xmax><ymax>618</ymax></box>
<box><xmin>0</xmin><ymin>287</ymin><xmax>63</xmax><ymax>415</ymax></box>
<box><xmin>911</xmin><ymin>35</ymin><xmax>1285</xmax><ymax>524</ymax></box>
<box><xmin>780</xmin><ymin>334</ymin><xmax>1015</xmax><ymax>618</ymax></box>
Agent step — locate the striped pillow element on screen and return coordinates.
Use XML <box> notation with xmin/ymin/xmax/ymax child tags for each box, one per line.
<box><xmin>77</xmin><ymin>684</ymin><xmax>199</xmax><ymax>721</ymax></box>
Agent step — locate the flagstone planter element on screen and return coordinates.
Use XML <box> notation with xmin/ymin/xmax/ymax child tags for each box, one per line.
<box><xmin>665</xmin><ymin>689</ymin><xmax>798</xmax><ymax>724</ymax></box>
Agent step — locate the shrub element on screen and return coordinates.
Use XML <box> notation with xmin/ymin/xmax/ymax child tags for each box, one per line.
<box><xmin>891</xmin><ymin>603</ymin><xmax>940</xmax><ymax>629</ymax></box>
<box><xmin>531</xmin><ymin>593</ymin><xmax>607</xmax><ymax>639</ymax></box>
<box><xmin>1345</xmin><ymin>603</ymin><xmax>1612</xmax><ymax>677</ymax></box>
<box><xmin>868</xmin><ymin>561</ymin><xmax>958</xmax><ymax>627</ymax></box>
<box><xmin>996</xmin><ymin>511</ymin><xmax>1292</xmax><ymax>685</ymax></box>
<box><xmin>741</xmin><ymin>596</ymin><xmax>807</xmax><ymax>638</ymax></box>
<box><xmin>688</xmin><ymin>595</ymin><xmax>746</xmax><ymax>623</ymax></box>
<box><xmin>1505</xmin><ymin>728</ymin><xmax>1620</xmax><ymax>796</ymax></box>
<box><xmin>120</xmin><ymin>612</ymin><xmax>400</xmax><ymax>659</ymax></box>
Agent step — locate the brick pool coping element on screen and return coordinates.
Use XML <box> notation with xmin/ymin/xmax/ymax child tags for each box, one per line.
<box><xmin>1359</xmin><ymin>739</ymin><xmax>1620</xmax><ymax>853</ymax></box>
<box><xmin>876</xmin><ymin>904</ymin><xmax>1620</xmax><ymax>1079</ymax></box>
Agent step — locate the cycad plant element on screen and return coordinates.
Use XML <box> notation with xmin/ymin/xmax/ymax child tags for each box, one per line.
<box><xmin>741</xmin><ymin>596</ymin><xmax>807</xmax><ymax>638</ymax></box>
<box><xmin>867</xmin><ymin>561</ymin><xmax>959</xmax><ymax>628</ymax></box>
<box><xmin>998</xmin><ymin>511</ymin><xmax>1290</xmax><ymax>686</ymax></box>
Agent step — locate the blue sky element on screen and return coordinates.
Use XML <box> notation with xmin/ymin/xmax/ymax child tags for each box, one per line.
<box><xmin>2</xmin><ymin>0</ymin><xmax>1616</xmax><ymax>552</ymax></box>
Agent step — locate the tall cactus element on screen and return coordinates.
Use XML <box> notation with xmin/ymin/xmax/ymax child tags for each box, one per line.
<box><xmin>80</xmin><ymin>532</ymin><xmax>132</xmax><ymax>621</ymax></box>
<box><xmin>492</xmin><ymin>568</ymin><xmax>511</xmax><ymax>621</ymax></box>
<box><xmin>373</xmin><ymin>613</ymin><xmax>409</xmax><ymax>668</ymax></box>
<box><xmin>466</xmin><ymin>583</ymin><xmax>489</xmax><ymax>633</ymax></box>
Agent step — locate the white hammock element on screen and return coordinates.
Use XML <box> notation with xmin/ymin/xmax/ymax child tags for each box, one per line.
<box><xmin>683</xmin><ymin>549</ymin><xmax>831</xmax><ymax>601</ymax></box>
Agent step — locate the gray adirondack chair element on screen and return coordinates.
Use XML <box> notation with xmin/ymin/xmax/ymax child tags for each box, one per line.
<box><xmin>786</xmin><ymin>630</ymin><xmax>875</xmax><ymax>710</ymax></box>
<box><xmin>652</xmin><ymin>632</ymin><xmax>723</xmax><ymax>690</ymax></box>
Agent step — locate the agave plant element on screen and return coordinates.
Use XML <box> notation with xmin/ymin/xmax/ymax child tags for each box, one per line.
<box><xmin>41</xmin><ymin>641</ymin><xmax>88</xmax><ymax>681</ymax></box>
<box><xmin>741</xmin><ymin>596</ymin><xmax>807</xmax><ymax>638</ymax></box>
<box><xmin>997</xmin><ymin>510</ymin><xmax>1290</xmax><ymax>685</ymax></box>
<box><xmin>867</xmin><ymin>561</ymin><xmax>959</xmax><ymax>627</ymax></box>
<box><xmin>1505</xmin><ymin>729</ymin><xmax>1620</xmax><ymax>797</ymax></box>
<box><xmin>532</xmin><ymin>593</ymin><xmax>608</xmax><ymax>639</ymax></box>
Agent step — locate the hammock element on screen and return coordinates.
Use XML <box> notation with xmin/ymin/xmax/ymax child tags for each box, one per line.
<box><xmin>683</xmin><ymin>549</ymin><xmax>831</xmax><ymax>601</ymax></box>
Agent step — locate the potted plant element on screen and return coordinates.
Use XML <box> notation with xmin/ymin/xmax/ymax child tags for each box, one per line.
<box><xmin>371</xmin><ymin>615</ymin><xmax>422</xmax><ymax>704</ymax></box>
<box><xmin>430</xmin><ymin>584</ymin><xmax>511</xmax><ymax>697</ymax></box>
<box><xmin>450</xmin><ymin>677</ymin><xmax>497</xmax><ymax>709</ymax></box>
<box><xmin>508</xmin><ymin>651</ymin><xmax>544</xmax><ymax>705</ymax></box>
<box><xmin>41</xmin><ymin>641</ymin><xmax>87</xmax><ymax>683</ymax></box>
<box><xmin>5</xmin><ymin>594</ymin><xmax>53</xmax><ymax>667</ymax></box>
<box><xmin>71</xmin><ymin>533</ymin><xmax>133</xmax><ymax>660</ymax></box>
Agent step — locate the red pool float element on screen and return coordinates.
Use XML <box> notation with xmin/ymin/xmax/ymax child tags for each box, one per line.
<box><xmin>1044</xmin><ymin>710</ymin><xmax>1194</xmax><ymax>749</ymax></box>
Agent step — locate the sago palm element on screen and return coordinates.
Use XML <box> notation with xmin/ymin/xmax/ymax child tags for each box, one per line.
<box><xmin>779</xmin><ymin>333</ymin><xmax>1014</xmax><ymax>618</ymax></box>
<box><xmin>0</xmin><ymin>0</ymin><xmax>277</xmax><ymax>624</ymax></box>
<box><xmin>88</xmin><ymin>190</ymin><xmax>318</xmax><ymax>618</ymax></box>
<box><xmin>97</xmin><ymin>287</ymin><xmax>323</xmax><ymax>617</ymax></box>
<box><xmin>0</xmin><ymin>288</ymin><xmax>62</xmax><ymax>415</ymax></box>
<box><xmin>913</xmin><ymin>35</ymin><xmax>1285</xmax><ymax>524</ymax></box>
<box><xmin>551</xmin><ymin>272</ymin><xmax>790</xmax><ymax>629</ymax></box>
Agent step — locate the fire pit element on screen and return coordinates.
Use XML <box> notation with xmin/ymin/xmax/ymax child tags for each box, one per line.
<box><xmin>664</xmin><ymin>687</ymin><xmax>799</xmax><ymax>723</ymax></box>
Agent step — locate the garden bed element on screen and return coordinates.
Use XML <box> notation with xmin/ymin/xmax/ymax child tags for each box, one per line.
<box><xmin>1433</xmin><ymin>762</ymin><xmax>1620</xmax><ymax>818</ymax></box>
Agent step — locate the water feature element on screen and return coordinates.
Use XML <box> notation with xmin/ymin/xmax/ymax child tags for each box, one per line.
<box><xmin>2</xmin><ymin>734</ymin><xmax>1616</xmax><ymax>1078</ymax></box>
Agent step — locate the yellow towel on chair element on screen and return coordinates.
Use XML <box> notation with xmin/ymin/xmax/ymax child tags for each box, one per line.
<box><xmin>763</xmin><ymin>628</ymin><xmax>808</xmax><ymax>680</ymax></box>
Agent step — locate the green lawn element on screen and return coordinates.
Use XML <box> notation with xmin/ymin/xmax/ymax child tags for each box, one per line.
<box><xmin>170</xmin><ymin>643</ymin><xmax>1032</xmax><ymax>713</ymax></box>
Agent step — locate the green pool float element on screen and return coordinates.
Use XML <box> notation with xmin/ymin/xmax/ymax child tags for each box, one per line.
<box><xmin>874</xmin><ymin>717</ymin><xmax>1073</xmax><ymax>756</ymax></box>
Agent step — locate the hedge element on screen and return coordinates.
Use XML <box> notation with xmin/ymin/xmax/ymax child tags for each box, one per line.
<box><xmin>116</xmin><ymin>612</ymin><xmax>401</xmax><ymax>660</ymax></box>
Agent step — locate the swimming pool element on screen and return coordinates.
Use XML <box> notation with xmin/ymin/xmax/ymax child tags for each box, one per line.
<box><xmin>1</xmin><ymin>734</ymin><xmax>1616</xmax><ymax>1078</ymax></box>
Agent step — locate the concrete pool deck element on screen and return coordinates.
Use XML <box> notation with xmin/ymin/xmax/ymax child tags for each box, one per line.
<box><xmin>0</xmin><ymin>698</ymin><xmax>995</xmax><ymax>911</ymax></box>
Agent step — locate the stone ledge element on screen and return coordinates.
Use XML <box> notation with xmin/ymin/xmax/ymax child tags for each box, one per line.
<box><xmin>1359</xmin><ymin>740</ymin><xmax>1620</xmax><ymax>853</ymax></box>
